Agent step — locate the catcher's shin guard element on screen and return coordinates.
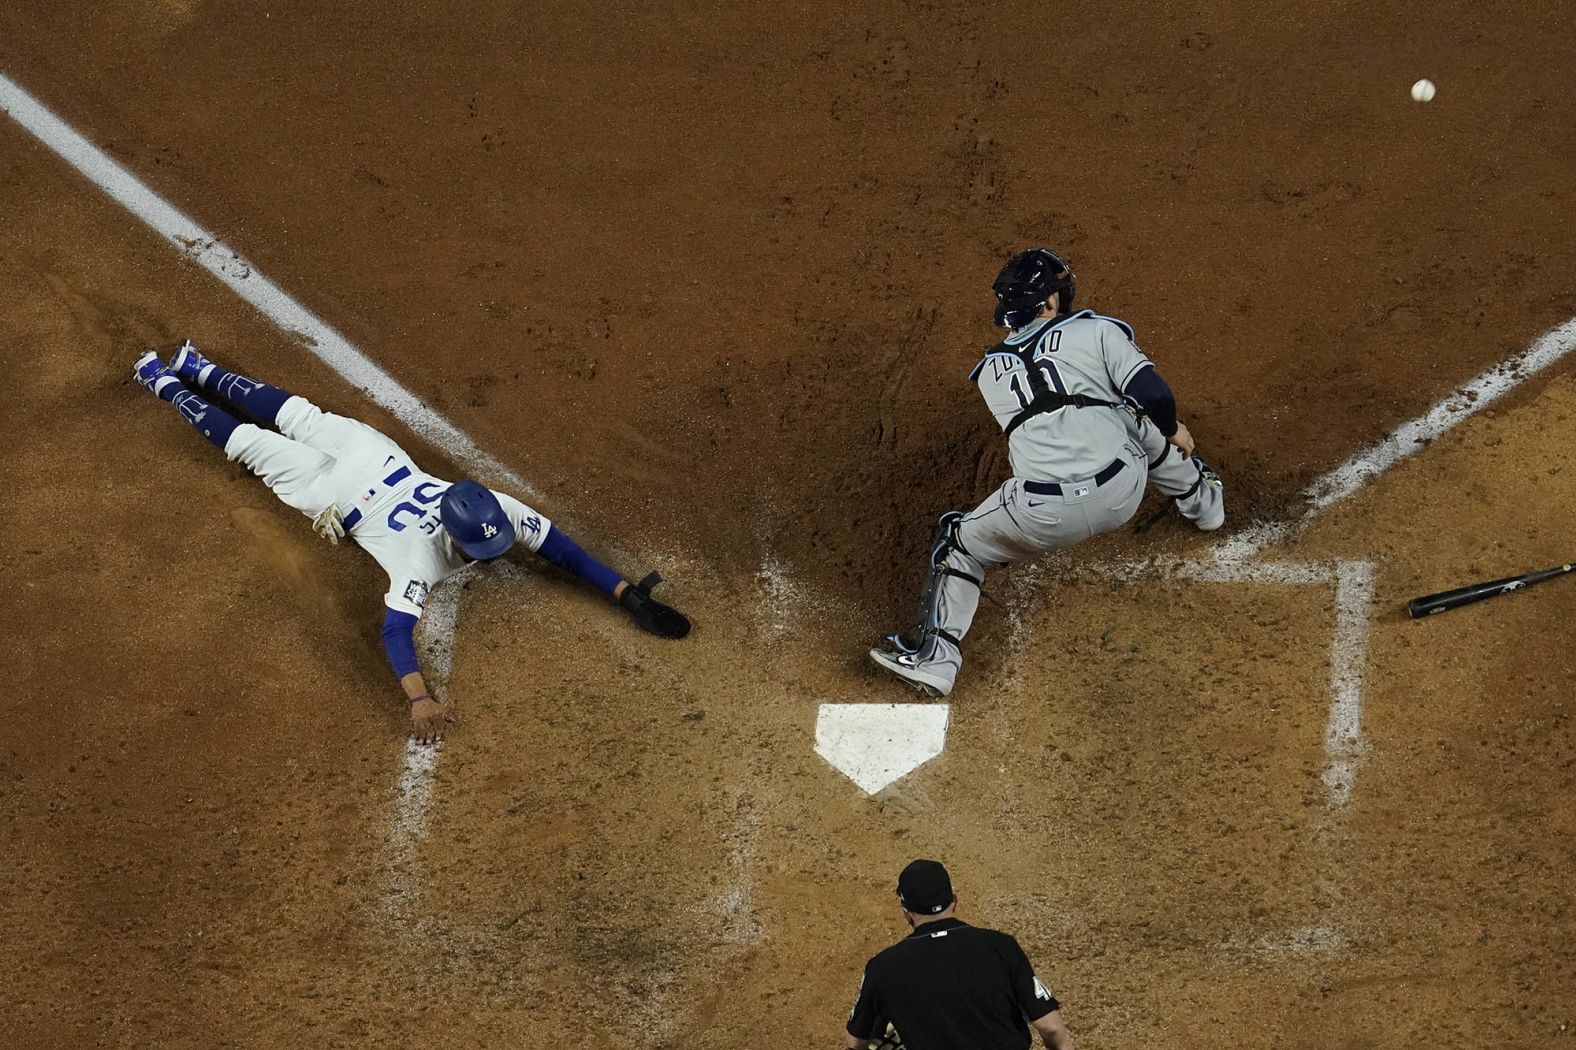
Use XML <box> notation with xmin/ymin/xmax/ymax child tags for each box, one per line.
<box><xmin>894</xmin><ymin>511</ymin><xmax>981</xmax><ymax>662</ymax></box>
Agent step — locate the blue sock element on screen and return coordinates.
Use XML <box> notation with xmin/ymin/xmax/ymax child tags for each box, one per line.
<box><xmin>169</xmin><ymin>387</ymin><xmax>242</xmax><ymax>451</ymax></box>
<box><xmin>196</xmin><ymin>366</ymin><xmax>292</xmax><ymax>427</ymax></box>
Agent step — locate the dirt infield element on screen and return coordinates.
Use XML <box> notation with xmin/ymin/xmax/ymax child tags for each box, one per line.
<box><xmin>2</xmin><ymin>2</ymin><xmax>1574</xmax><ymax>1048</ymax></box>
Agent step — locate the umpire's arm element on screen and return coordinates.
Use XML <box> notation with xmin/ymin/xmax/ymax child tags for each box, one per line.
<box><xmin>844</xmin><ymin>962</ymin><xmax>878</xmax><ymax>1048</ymax></box>
<box><xmin>1007</xmin><ymin>937</ymin><xmax>1075</xmax><ymax>1050</ymax></box>
<box><xmin>1031</xmin><ymin>1009</ymin><xmax>1076</xmax><ymax>1050</ymax></box>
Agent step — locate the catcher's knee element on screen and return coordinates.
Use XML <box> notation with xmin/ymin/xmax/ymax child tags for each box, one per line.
<box><xmin>928</xmin><ymin>510</ymin><xmax>973</xmax><ymax>568</ymax></box>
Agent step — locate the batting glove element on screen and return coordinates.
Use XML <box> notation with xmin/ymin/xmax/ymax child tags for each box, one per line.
<box><xmin>312</xmin><ymin>504</ymin><xmax>347</xmax><ymax>545</ymax></box>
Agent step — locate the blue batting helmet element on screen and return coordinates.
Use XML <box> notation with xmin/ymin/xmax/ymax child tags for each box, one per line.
<box><xmin>440</xmin><ymin>480</ymin><xmax>516</xmax><ymax>560</ymax></box>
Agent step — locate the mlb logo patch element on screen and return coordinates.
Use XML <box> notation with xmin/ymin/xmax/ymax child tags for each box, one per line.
<box><xmin>403</xmin><ymin>580</ymin><xmax>430</xmax><ymax>608</ymax></box>
<box><xmin>1073</xmin><ymin>485</ymin><xmax>1090</xmax><ymax>497</ymax></box>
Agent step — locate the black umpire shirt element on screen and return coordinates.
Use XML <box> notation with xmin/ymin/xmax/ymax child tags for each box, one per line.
<box><xmin>847</xmin><ymin>918</ymin><xmax>1059</xmax><ymax>1050</ymax></box>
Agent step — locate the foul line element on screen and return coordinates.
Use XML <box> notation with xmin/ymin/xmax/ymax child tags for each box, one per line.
<box><xmin>0</xmin><ymin>72</ymin><xmax>509</xmax><ymax>918</ymax></box>
<box><xmin>1219</xmin><ymin>315</ymin><xmax>1576</xmax><ymax>563</ymax></box>
<box><xmin>1308</xmin><ymin>318</ymin><xmax>1576</xmax><ymax>510</ymax></box>
<box><xmin>0</xmin><ymin>71</ymin><xmax>536</xmax><ymax>500</ymax></box>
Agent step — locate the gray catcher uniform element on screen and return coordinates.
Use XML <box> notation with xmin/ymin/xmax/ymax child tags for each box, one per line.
<box><xmin>870</xmin><ymin>291</ymin><xmax>1224</xmax><ymax>698</ymax></box>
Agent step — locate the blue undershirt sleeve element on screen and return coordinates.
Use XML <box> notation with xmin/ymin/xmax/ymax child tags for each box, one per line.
<box><xmin>381</xmin><ymin>608</ymin><xmax>421</xmax><ymax>678</ymax></box>
<box><xmin>536</xmin><ymin>524</ymin><xmax>623</xmax><ymax>596</ymax></box>
<box><xmin>1123</xmin><ymin>364</ymin><xmax>1179</xmax><ymax>438</ymax></box>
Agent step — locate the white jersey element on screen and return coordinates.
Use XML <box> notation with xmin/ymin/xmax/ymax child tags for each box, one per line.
<box><xmin>967</xmin><ymin>310</ymin><xmax>1152</xmax><ymax>482</ymax></box>
<box><xmin>340</xmin><ymin>449</ymin><xmax>551</xmax><ymax>616</ymax></box>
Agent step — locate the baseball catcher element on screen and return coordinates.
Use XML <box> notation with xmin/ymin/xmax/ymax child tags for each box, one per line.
<box><xmin>134</xmin><ymin>341</ymin><xmax>690</xmax><ymax>743</ymax></box>
<box><xmin>870</xmin><ymin>249</ymin><xmax>1224</xmax><ymax>697</ymax></box>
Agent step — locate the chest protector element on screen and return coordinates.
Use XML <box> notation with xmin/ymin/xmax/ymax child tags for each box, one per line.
<box><xmin>995</xmin><ymin>337</ymin><xmax>1124</xmax><ymax>439</ymax></box>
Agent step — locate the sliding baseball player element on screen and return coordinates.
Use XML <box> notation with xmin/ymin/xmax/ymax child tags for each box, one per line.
<box><xmin>134</xmin><ymin>341</ymin><xmax>690</xmax><ymax>743</ymax></box>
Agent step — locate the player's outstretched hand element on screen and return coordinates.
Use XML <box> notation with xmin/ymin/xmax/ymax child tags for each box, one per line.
<box><xmin>1168</xmin><ymin>421</ymin><xmax>1197</xmax><ymax>458</ymax></box>
<box><xmin>619</xmin><ymin>572</ymin><xmax>692</xmax><ymax>639</ymax></box>
<box><xmin>410</xmin><ymin>696</ymin><xmax>454</xmax><ymax>744</ymax></box>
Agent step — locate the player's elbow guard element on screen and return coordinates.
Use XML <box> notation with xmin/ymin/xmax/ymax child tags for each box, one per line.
<box><xmin>1124</xmin><ymin>366</ymin><xmax>1178</xmax><ymax>437</ymax></box>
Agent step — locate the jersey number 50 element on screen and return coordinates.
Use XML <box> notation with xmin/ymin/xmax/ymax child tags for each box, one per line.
<box><xmin>388</xmin><ymin>481</ymin><xmax>446</xmax><ymax>533</ymax></box>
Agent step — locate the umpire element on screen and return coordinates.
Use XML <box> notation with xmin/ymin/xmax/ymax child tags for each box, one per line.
<box><xmin>844</xmin><ymin>861</ymin><xmax>1076</xmax><ymax>1050</ymax></box>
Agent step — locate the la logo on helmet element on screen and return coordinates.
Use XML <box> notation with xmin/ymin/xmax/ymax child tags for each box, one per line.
<box><xmin>482</xmin><ymin>523</ymin><xmax>498</xmax><ymax>538</ymax></box>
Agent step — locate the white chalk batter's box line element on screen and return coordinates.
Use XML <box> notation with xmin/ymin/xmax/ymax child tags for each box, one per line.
<box><xmin>1097</xmin><ymin>317</ymin><xmax>1576</xmax><ymax>806</ymax></box>
<box><xmin>1104</xmin><ymin>555</ymin><xmax>1375</xmax><ymax>808</ymax></box>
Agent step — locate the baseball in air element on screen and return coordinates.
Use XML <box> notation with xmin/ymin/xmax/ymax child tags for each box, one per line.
<box><xmin>1411</xmin><ymin>79</ymin><xmax>1437</xmax><ymax>102</ymax></box>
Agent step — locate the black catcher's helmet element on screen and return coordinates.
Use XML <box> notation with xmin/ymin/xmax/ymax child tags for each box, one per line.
<box><xmin>992</xmin><ymin>248</ymin><xmax>1077</xmax><ymax>329</ymax></box>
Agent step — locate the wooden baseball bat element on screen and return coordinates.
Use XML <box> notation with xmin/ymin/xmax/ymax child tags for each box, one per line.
<box><xmin>1407</xmin><ymin>562</ymin><xmax>1575</xmax><ymax>618</ymax></box>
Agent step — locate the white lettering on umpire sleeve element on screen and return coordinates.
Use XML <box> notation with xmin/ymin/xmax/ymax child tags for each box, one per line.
<box><xmin>1033</xmin><ymin>976</ymin><xmax>1052</xmax><ymax>1001</ymax></box>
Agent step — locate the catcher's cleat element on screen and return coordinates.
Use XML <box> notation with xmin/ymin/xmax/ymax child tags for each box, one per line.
<box><xmin>132</xmin><ymin>350</ymin><xmax>178</xmax><ymax>395</ymax></box>
<box><xmin>869</xmin><ymin>647</ymin><xmax>952</xmax><ymax>698</ymax></box>
<box><xmin>170</xmin><ymin>339</ymin><xmax>213</xmax><ymax>383</ymax></box>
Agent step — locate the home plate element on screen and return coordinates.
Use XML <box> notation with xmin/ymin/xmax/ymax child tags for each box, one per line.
<box><xmin>815</xmin><ymin>703</ymin><xmax>951</xmax><ymax>794</ymax></box>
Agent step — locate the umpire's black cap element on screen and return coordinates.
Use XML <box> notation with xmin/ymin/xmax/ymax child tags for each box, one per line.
<box><xmin>896</xmin><ymin>859</ymin><xmax>954</xmax><ymax>915</ymax></box>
